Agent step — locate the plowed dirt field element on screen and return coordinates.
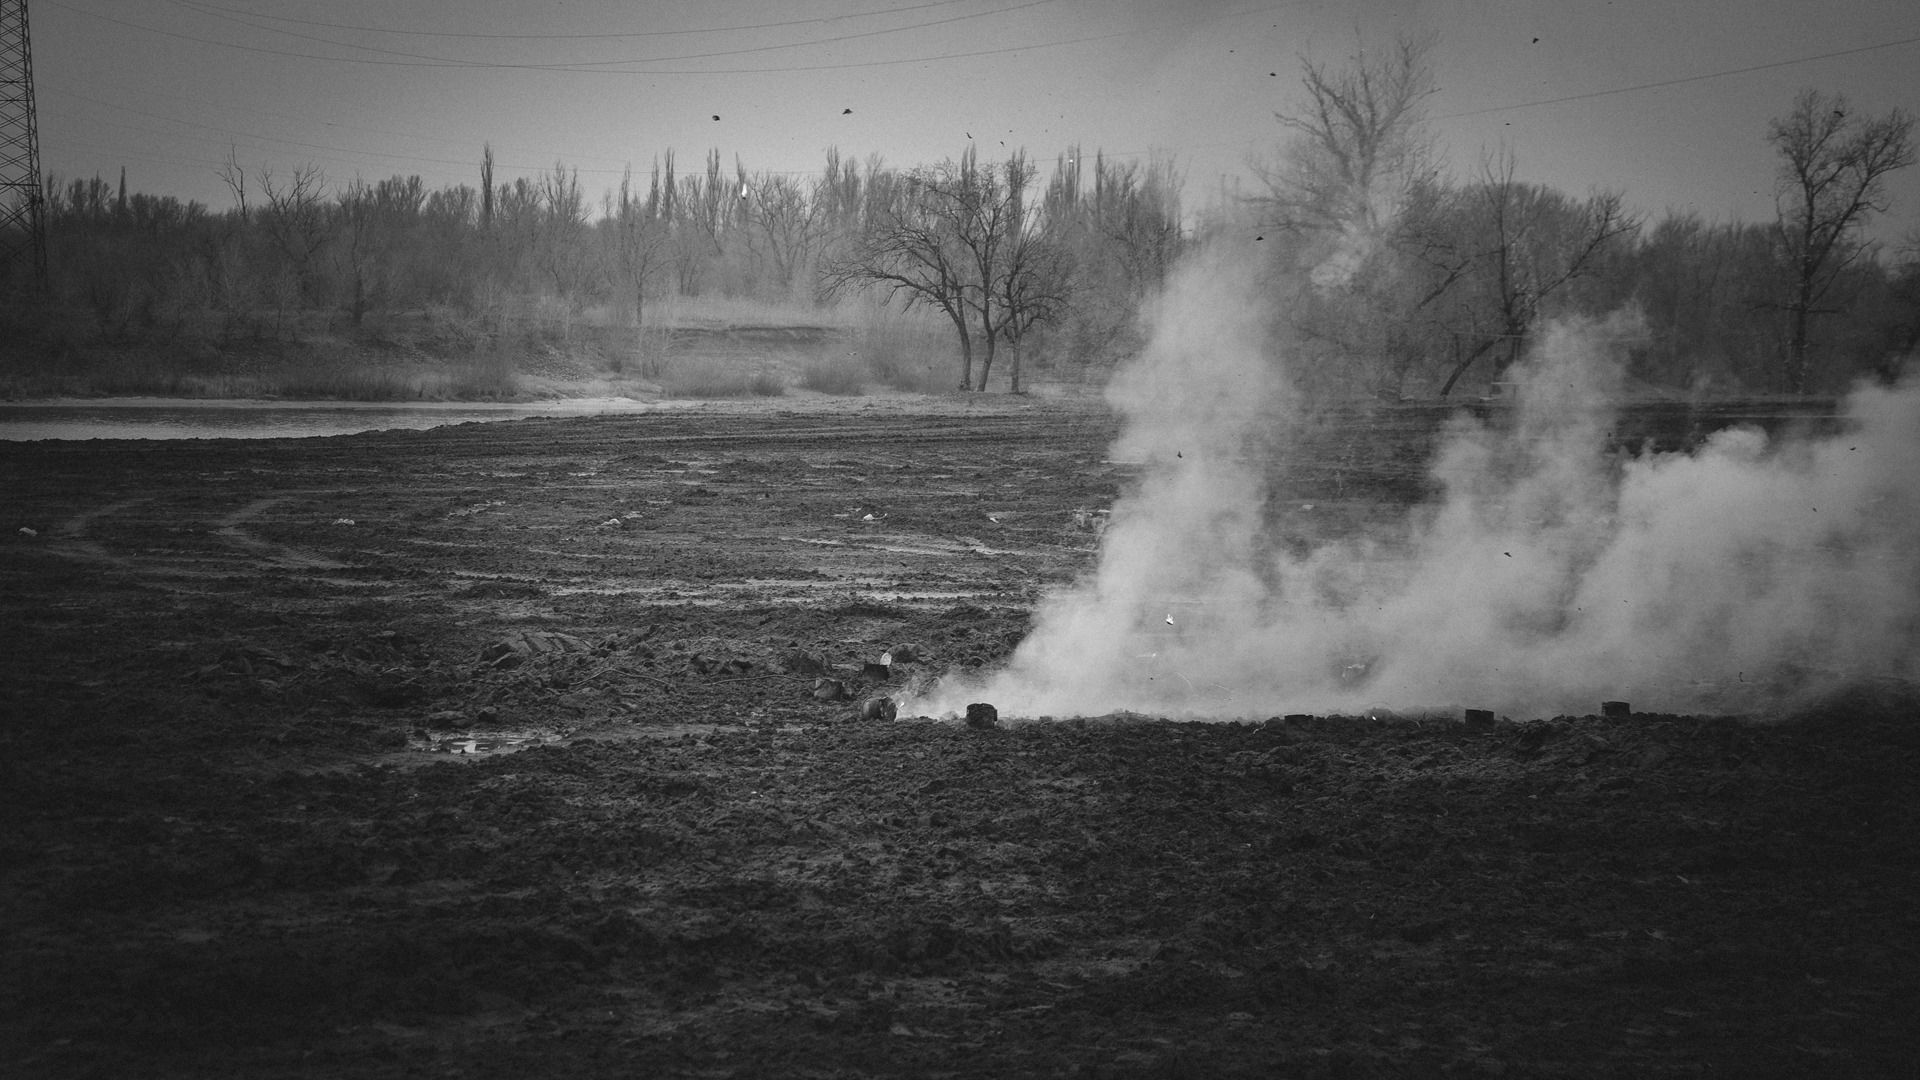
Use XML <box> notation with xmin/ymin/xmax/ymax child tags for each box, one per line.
<box><xmin>3</xmin><ymin>395</ymin><xmax>1915</xmax><ymax>1078</ymax></box>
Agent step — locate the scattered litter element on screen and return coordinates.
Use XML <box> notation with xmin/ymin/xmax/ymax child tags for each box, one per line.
<box><xmin>861</xmin><ymin>513</ymin><xmax>876</xmax><ymax>521</ymax></box>
<box><xmin>601</xmin><ymin>518</ymin><xmax>623</xmax><ymax>528</ymax></box>
<box><xmin>331</xmin><ymin>518</ymin><xmax>355</xmax><ymax>526</ymax></box>
<box><xmin>16</xmin><ymin>527</ymin><xmax>36</xmax><ymax>537</ymax></box>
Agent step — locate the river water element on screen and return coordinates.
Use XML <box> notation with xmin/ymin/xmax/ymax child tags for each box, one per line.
<box><xmin>0</xmin><ymin>398</ymin><xmax>682</xmax><ymax>442</ymax></box>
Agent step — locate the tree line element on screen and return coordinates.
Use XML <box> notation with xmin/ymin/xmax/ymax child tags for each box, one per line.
<box><xmin>0</xmin><ymin>140</ymin><xmax>1181</xmax><ymax>390</ymax></box>
<box><xmin>3</xmin><ymin>45</ymin><xmax>1914</xmax><ymax>397</ymax></box>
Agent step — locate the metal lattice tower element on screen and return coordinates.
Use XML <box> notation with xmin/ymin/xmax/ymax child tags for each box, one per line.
<box><xmin>0</xmin><ymin>0</ymin><xmax>47</xmax><ymax>290</ymax></box>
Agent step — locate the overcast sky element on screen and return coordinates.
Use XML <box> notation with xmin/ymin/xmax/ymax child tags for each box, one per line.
<box><xmin>32</xmin><ymin>0</ymin><xmax>1920</xmax><ymax>241</ymax></box>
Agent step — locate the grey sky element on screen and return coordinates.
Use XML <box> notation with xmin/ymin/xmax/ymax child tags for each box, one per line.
<box><xmin>33</xmin><ymin>0</ymin><xmax>1920</xmax><ymax>240</ymax></box>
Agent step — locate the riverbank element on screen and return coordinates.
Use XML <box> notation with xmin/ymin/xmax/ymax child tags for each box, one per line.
<box><xmin>0</xmin><ymin>396</ymin><xmax>697</xmax><ymax>441</ymax></box>
<box><xmin>0</xmin><ymin>299</ymin><xmax>976</xmax><ymax>404</ymax></box>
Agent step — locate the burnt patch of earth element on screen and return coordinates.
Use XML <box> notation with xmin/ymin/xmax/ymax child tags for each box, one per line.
<box><xmin>2</xmin><ymin>396</ymin><xmax>1914</xmax><ymax>1078</ymax></box>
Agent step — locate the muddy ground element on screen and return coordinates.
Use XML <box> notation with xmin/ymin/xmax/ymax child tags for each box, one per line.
<box><xmin>2</xmin><ymin>395</ymin><xmax>1915</xmax><ymax>1078</ymax></box>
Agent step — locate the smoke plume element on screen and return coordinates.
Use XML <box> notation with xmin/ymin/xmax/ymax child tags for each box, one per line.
<box><xmin>913</xmin><ymin>246</ymin><xmax>1920</xmax><ymax>720</ymax></box>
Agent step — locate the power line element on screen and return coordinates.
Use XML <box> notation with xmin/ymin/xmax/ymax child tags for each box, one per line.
<box><xmin>43</xmin><ymin>82</ymin><xmax>621</xmax><ymax>174</ymax></box>
<box><xmin>42</xmin><ymin>84</ymin><xmax>851</xmax><ymax>181</ymax></box>
<box><xmin>39</xmin><ymin>65</ymin><xmax>695</xmax><ymax>176</ymax></box>
<box><xmin>1437</xmin><ymin>32</ymin><xmax>1920</xmax><ymax>120</ymax></box>
<box><xmin>188</xmin><ymin>0</ymin><xmax>1067</xmax><ymax>70</ymax></box>
<box><xmin>51</xmin><ymin>0</ymin><xmax>1110</xmax><ymax>74</ymax></box>
<box><xmin>162</xmin><ymin>0</ymin><xmax>996</xmax><ymax>42</ymax></box>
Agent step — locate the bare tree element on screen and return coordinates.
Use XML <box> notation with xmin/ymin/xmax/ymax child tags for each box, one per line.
<box><xmin>1435</xmin><ymin>149</ymin><xmax>1637</xmax><ymax>396</ymax></box>
<box><xmin>953</xmin><ymin>149</ymin><xmax>1025</xmax><ymax>390</ymax></box>
<box><xmin>1768</xmin><ymin>89</ymin><xmax>1915</xmax><ymax>391</ymax></box>
<box><xmin>609</xmin><ymin>166</ymin><xmax>666</xmax><ymax>328</ymax></box>
<box><xmin>821</xmin><ymin>161</ymin><xmax>976</xmax><ymax>388</ymax></box>
<box><xmin>259</xmin><ymin>164</ymin><xmax>329</xmax><ymax>297</ymax></box>
<box><xmin>742</xmin><ymin>171</ymin><xmax>827</xmax><ymax>297</ymax></box>
<box><xmin>1255</xmin><ymin>34</ymin><xmax>1444</xmax><ymax>396</ymax></box>
<box><xmin>992</xmin><ymin>208</ymin><xmax>1072</xmax><ymax>394</ymax></box>
<box><xmin>821</xmin><ymin>148</ymin><xmax>1066</xmax><ymax>390</ymax></box>
<box><xmin>216</xmin><ymin>145</ymin><xmax>249</xmax><ymax>223</ymax></box>
<box><xmin>536</xmin><ymin>161</ymin><xmax>597</xmax><ymax>304</ymax></box>
<box><xmin>332</xmin><ymin>179</ymin><xmax>380</xmax><ymax>326</ymax></box>
<box><xmin>480</xmin><ymin>143</ymin><xmax>495</xmax><ymax>231</ymax></box>
<box><xmin>1256</xmin><ymin>33</ymin><xmax>1438</xmax><ymax>249</ymax></box>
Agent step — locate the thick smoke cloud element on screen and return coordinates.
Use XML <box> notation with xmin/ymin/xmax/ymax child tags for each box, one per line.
<box><xmin>912</xmin><ymin>246</ymin><xmax>1920</xmax><ymax>720</ymax></box>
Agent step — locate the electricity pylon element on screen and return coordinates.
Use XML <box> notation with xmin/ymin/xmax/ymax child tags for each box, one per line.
<box><xmin>0</xmin><ymin>0</ymin><xmax>47</xmax><ymax>291</ymax></box>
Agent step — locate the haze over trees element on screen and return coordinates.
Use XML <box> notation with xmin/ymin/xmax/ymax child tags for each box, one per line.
<box><xmin>1248</xmin><ymin>35</ymin><xmax>1916</xmax><ymax>399</ymax></box>
<box><xmin>1</xmin><ymin>44</ymin><xmax>1914</xmax><ymax>399</ymax></box>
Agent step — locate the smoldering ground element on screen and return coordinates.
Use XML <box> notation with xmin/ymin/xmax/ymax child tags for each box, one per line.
<box><xmin>914</xmin><ymin>245</ymin><xmax>1920</xmax><ymax>720</ymax></box>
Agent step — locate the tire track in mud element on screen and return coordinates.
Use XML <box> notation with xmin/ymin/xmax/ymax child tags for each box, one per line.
<box><xmin>48</xmin><ymin>496</ymin><xmax>150</xmax><ymax>565</ymax></box>
<box><xmin>212</xmin><ymin>496</ymin><xmax>354</xmax><ymax>571</ymax></box>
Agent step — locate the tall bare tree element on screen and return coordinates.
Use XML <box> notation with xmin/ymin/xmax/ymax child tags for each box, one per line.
<box><xmin>479</xmin><ymin>143</ymin><xmax>495</xmax><ymax>231</ymax></box>
<box><xmin>535</xmin><ymin>161</ymin><xmax>596</xmax><ymax>304</ymax></box>
<box><xmin>609</xmin><ymin>166</ymin><xmax>666</xmax><ymax>328</ymax></box>
<box><xmin>1768</xmin><ymin>89</ymin><xmax>1915</xmax><ymax>391</ymax></box>
<box><xmin>1256</xmin><ymin>34</ymin><xmax>1444</xmax><ymax>396</ymax></box>
<box><xmin>1255</xmin><ymin>33</ymin><xmax>1438</xmax><ymax>256</ymax></box>
<box><xmin>216</xmin><ymin>146</ymin><xmax>249</xmax><ymax>223</ymax></box>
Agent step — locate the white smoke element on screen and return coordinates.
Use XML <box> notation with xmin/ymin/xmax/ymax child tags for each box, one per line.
<box><xmin>912</xmin><ymin>246</ymin><xmax>1920</xmax><ymax>720</ymax></box>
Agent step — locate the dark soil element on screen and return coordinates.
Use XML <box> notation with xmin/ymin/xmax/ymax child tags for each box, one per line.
<box><xmin>3</xmin><ymin>396</ymin><xmax>1915</xmax><ymax>1078</ymax></box>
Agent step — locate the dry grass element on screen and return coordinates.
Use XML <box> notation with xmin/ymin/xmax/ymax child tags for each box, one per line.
<box><xmin>796</xmin><ymin>353</ymin><xmax>869</xmax><ymax>396</ymax></box>
<box><xmin>847</xmin><ymin>306</ymin><xmax>955</xmax><ymax>393</ymax></box>
<box><xmin>657</xmin><ymin>356</ymin><xmax>786</xmax><ymax>399</ymax></box>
